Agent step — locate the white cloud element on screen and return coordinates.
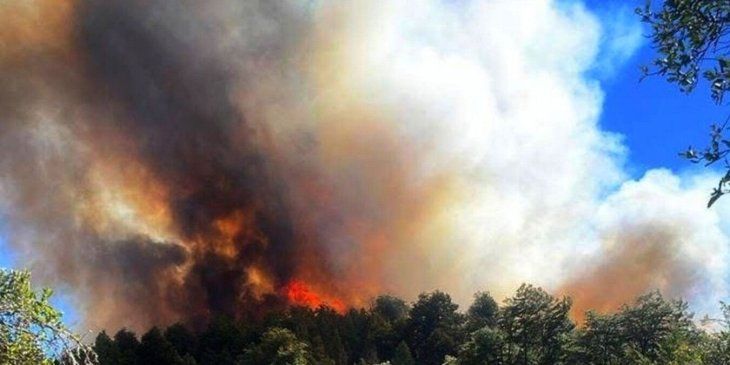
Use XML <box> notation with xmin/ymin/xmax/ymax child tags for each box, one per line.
<box><xmin>284</xmin><ymin>0</ymin><xmax>727</xmax><ymax>315</ymax></box>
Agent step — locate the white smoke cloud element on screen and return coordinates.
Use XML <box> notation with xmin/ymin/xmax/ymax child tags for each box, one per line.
<box><xmin>565</xmin><ymin>170</ymin><xmax>730</xmax><ymax>316</ymax></box>
<box><xmin>299</xmin><ymin>0</ymin><xmax>614</xmax><ymax>283</ymax></box>
<box><xmin>280</xmin><ymin>0</ymin><xmax>729</xmax><ymax>314</ymax></box>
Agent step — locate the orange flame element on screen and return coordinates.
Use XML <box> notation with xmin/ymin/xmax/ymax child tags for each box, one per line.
<box><xmin>284</xmin><ymin>280</ymin><xmax>346</xmax><ymax>313</ymax></box>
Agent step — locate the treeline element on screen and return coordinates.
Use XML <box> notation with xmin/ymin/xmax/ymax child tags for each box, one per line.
<box><xmin>91</xmin><ymin>284</ymin><xmax>730</xmax><ymax>365</ymax></box>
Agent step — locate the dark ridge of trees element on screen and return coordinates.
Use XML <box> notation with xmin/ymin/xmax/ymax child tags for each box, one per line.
<box><xmin>91</xmin><ymin>285</ymin><xmax>730</xmax><ymax>365</ymax></box>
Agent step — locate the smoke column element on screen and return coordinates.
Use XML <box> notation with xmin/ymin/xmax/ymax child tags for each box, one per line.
<box><xmin>0</xmin><ymin>0</ymin><xmax>728</xmax><ymax>331</ymax></box>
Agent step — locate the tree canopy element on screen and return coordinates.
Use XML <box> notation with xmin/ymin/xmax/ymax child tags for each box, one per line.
<box><xmin>84</xmin><ymin>284</ymin><xmax>730</xmax><ymax>365</ymax></box>
<box><xmin>639</xmin><ymin>0</ymin><xmax>730</xmax><ymax>207</ymax></box>
<box><xmin>0</xmin><ymin>269</ymin><xmax>96</xmax><ymax>365</ymax></box>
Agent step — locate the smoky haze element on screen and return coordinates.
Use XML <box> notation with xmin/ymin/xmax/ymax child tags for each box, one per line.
<box><xmin>0</xmin><ymin>0</ymin><xmax>728</xmax><ymax>332</ymax></box>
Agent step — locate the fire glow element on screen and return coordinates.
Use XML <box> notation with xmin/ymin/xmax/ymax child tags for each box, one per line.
<box><xmin>284</xmin><ymin>281</ymin><xmax>346</xmax><ymax>313</ymax></box>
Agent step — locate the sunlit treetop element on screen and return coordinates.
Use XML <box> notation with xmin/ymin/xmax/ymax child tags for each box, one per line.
<box><xmin>0</xmin><ymin>269</ymin><xmax>96</xmax><ymax>365</ymax></box>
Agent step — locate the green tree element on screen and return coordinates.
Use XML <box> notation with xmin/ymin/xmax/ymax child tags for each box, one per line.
<box><xmin>466</xmin><ymin>291</ymin><xmax>499</xmax><ymax>332</ymax></box>
<box><xmin>94</xmin><ymin>331</ymin><xmax>121</xmax><ymax>365</ymax></box>
<box><xmin>700</xmin><ymin>302</ymin><xmax>730</xmax><ymax>364</ymax></box>
<box><xmin>239</xmin><ymin>327</ymin><xmax>314</xmax><ymax>365</ymax></box>
<box><xmin>0</xmin><ymin>269</ymin><xmax>96</xmax><ymax>365</ymax></box>
<box><xmin>372</xmin><ymin>296</ymin><xmax>409</xmax><ymax>323</ymax></box>
<box><xmin>406</xmin><ymin>291</ymin><xmax>465</xmax><ymax>365</ymax></box>
<box><xmin>390</xmin><ymin>341</ymin><xmax>415</xmax><ymax>365</ymax></box>
<box><xmin>619</xmin><ymin>292</ymin><xmax>698</xmax><ymax>363</ymax></box>
<box><xmin>571</xmin><ymin>311</ymin><xmax>625</xmax><ymax>365</ymax></box>
<box><xmin>314</xmin><ymin>307</ymin><xmax>347</xmax><ymax>364</ymax></box>
<box><xmin>198</xmin><ymin>316</ymin><xmax>243</xmax><ymax>365</ymax></box>
<box><xmin>164</xmin><ymin>323</ymin><xmax>197</xmax><ymax>359</ymax></box>
<box><xmin>113</xmin><ymin>329</ymin><xmax>139</xmax><ymax>365</ymax></box>
<box><xmin>638</xmin><ymin>0</ymin><xmax>730</xmax><ymax>206</ymax></box>
<box><xmin>456</xmin><ymin>327</ymin><xmax>510</xmax><ymax>365</ymax></box>
<box><xmin>571</xmin><ymin>291</ymin><xmax>701</xmax><ymax>365</ymax></box>
<box><xmin>370</xmin><ymin>296</ymin><xmax>409</xmax><ymax>360</ymax></box>
<box><xmin>341</xmin><ymin>308</ymin><xmax>378</xmax><ymax>364</ymax></box>
<box><xmin>498</xmin><ymin>284</ymin><xmax>574</xmax><ymax>365</ymax></box>
<box><xmin>180</xmin><ymin>354</ymin><xmax>197</xmax><ymax>365</ymax></box>
<box><xmin>137</xmin><ymin>327</ymin><xmax>184</xmax><ymax>365</ymax></box>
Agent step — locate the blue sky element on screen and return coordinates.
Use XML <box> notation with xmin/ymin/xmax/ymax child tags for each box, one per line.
<box><xmin>599</xmin><ymin>43</ymin><xmax>727</xmax><ymax>176</ymax></box>
<box><xmin>587</xmin><ymin>0</ymin><xmax>727</xmax><ymax>176</ymax></box>
<box><xmin>0</xmin><ymin>218</ymin><xmax>12</xmax><ymax>268</ymax></box>
<box><xmin>1</xmin><ymin>0</ymin><xmax>728</xmax><ymax>326</ymax></box>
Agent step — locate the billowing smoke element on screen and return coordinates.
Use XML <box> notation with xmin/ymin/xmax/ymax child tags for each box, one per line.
<box><xmin>0</xmin><ymin>0</ymin><xmax>728</xmax><ymax>332</ymax></box>
<box><xmin>560</xmin><ymin>171</ymin><xmax>729</xmax><ymax>319</ymax></box>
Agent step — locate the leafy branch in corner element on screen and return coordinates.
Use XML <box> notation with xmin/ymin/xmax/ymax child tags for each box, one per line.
<box><xmin>0</xmin><ymin>269</ymin><xmax>97</xmax><ymax>365</ymax></box>
<box><xmin>638</xmin><ymin>0</ymin><xmax>730</xmax><ymax>207</ymax></box>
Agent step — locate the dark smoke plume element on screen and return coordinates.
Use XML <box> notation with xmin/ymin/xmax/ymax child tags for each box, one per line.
<box><xmin>0</xmin><ymin>0</ymin><xmax>346</xmax><ymax>330</ymax></box>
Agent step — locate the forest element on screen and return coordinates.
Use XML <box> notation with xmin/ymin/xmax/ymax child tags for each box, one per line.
<box><xmin>5</xmin><ymin>268</ymin><xmax>730</xmax><ymax>365</ymax></box>
<box><xmin>85</xmin><ymin>285</ymin><xmax>730</xmax><ymax>365</ymax></box>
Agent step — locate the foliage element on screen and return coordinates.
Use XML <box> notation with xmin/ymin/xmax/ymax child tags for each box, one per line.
<box><xmin>0</xmin><ymin>269</ymin><xmax>96</xmax><ymax>365</ymax></box>
<box><xmin>700</xmin><ymin>302</ymin><xmax>730</xmax><ymax>364</ymax></box>
<box><xmin>389</xmin><ymin>342</ymin><xmax>414</xmax><ymax>365</ymax></box>
<box><xmin>456</xmin><ymin>327</ymin><xmax>508</xmax><ymax>365</ymax></box>
<box><xmin>619</xmin><ymin>292</ymin><xmax>697</xmax><ymax>362</ymax></box>
<box><xmin>466</xmin><ymin>291</ymin><xmax>498</xmax><ymax>332</ymax></box>
<box><xmin>372</xmin><ymin>296</ymin><xmax>409</xmax><ymax>324</ymax></box>
<box><xmin>94</xmin><ymin>331</ymin><xmax>119</xmax><ymax>365</ymax></box>
<box><xmin>137</xmin><ymin>327</ymin><xmax>185</xmax><ymax>365</ymax></box>
<box><xmin>405</xmin><ymin>291</ymin><xmax>465</xmax><ymax>365</ymax></box>
<box><xmin>570</xmin><ymin>291</ymin><xmax>700</xmax><ymax>365</ymax></box>
<box><xmin>239</xmin><ymin>327</ymin><xmax>314</xmax><ymax>365</ymax></box>
<box><xmin>638</xmin><ymin>0</ymin><xmax>730</xmax><ymax>206</ymax></box>
<box><xmin>497</xmin><ymin>284</ymin><xmax>574</xmax><ymax>365</ymax></box>
<box><xmin>164</xmin><ymin>323</ymin><xmax>197</xmax><ymax>359</ymax></box>
<box><xmin>90</xmin><ymin>285</ymin><xmax>730</xmax><ymax>365</ymax></box>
